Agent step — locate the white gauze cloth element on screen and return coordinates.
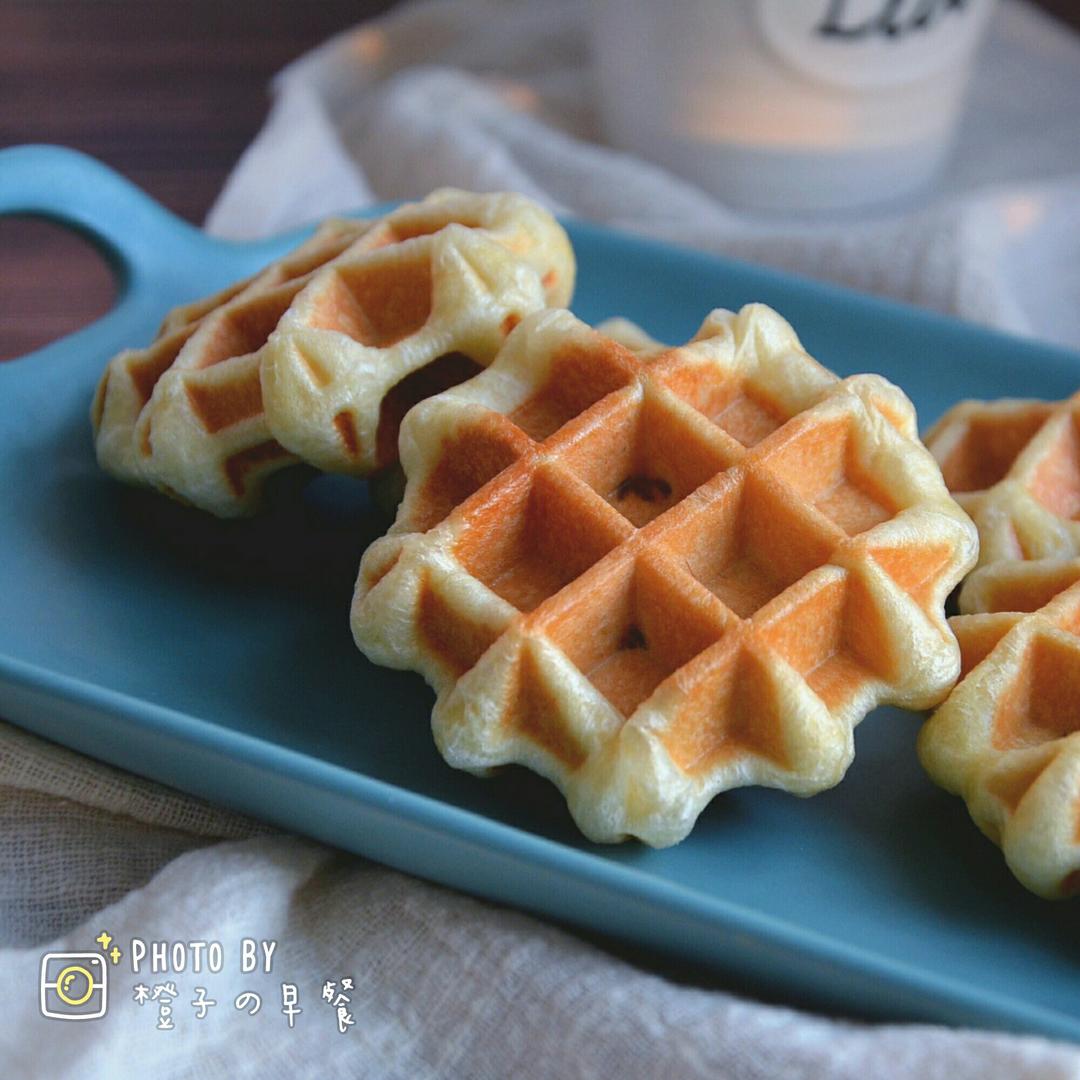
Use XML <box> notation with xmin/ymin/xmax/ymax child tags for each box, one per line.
<box><xmin>209</xmin><ymin>0</ymin><xmax>1080</xmax><ymax>349</ymax></box>
<box><xmin>3</xmin><ymin>1</ymin><xmax>1080</xmax><ymax>1076</ymax></box>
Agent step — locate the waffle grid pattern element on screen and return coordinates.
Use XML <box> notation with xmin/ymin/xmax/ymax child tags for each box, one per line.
<box><xmin>920</xmin><ymin>561</ymin><xmax>1080</xmax><ymax>898</ymax></box>
<box><xmin>91</xmin><ymin>190</ymin><xmax>574</xmax><ymax>516</ymax></box>
<box><xmin>91</xmin><ymin>217</ymin><xmax>365</xmax><ymax>502</ymax></box>
<box><xmin>354</xmin><ymin>305</ymin><xmax>976</xmax><ymax>845</ymax></box>
<box><xmin>927</xmin><ymin>392</ymin><xmax>1080</xmax><ymax>568</ymax></box>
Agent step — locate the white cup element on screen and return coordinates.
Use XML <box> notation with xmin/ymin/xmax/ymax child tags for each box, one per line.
<box><xmin>591</xmin><ymin>0</ymin><xmax>998</xmax><ymax>213</ymax></box>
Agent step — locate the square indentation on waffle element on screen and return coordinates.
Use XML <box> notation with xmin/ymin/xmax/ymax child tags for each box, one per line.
<box><xmin>553</xmin><ymin>382</ymin><xmax>737</xmax><ymax>527</ymax></box>
<box><xmin>1026</xmin><ymin>409</ymin><xmax>1080</xmax><ymax>521</ymax></box>
<box><xmin>454</xmin><ymin>461</ymin><xmax>634</xmax><ymax>614</ymax></box>
<box><xmin>759</xmin><ymin>413</ymin><xmax>899</xmax><ymax>537</ymax></box>
<box><xmin>926</xmin><ymin>393</ymin><xmax>1080</xmax><ymax>567</ymax></box>
<box><xmin>92</xmin><ymin>189</ymin><xmax>575</xmax><ymax>517</ymax></box>
<box><xmin>656</xmin><ymin>470</ymin><xmax>838</xmax><ymax>616</ymax></box>
<box><xmin>993</xmin><ymin>630</ymin><xmax>1080</xmax><ymax>751</ymax></box>
<box><xmin>919</xmin><ymin>573</ymin><xmax>1080</xmax><ymax>898</ymax></box>
<box><xmin>936</xmin><ymin>404</ymin><xmax>1056</xmax><ymax>494</ymax></box>
<box><xmin>530</xmin><ymin>550</ymin><xmax>732</xmax><ymax>730</ymax></box>
<box><xmin>662</xmin><ymin>358</ymin><xmax>792</xmax><ymax>447</ymax></box>
<box><xmin>354</xmin><ymin>304</ymin><xmax>978</xmax><ymax>845</ymax></box>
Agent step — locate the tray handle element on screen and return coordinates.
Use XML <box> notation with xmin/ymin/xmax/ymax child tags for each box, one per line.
<box><xmin>0</xmin><ymin>144</ymin><xmax>213</xmax><ymax>286</ymax></box>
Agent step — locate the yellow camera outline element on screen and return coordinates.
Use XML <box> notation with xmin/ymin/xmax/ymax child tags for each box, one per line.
<box><xmin>54</xmin><ymin>964</ymin><xmax>96</xmax><ymax>1007</ymax></box>
<box><xmin>39</xmin><ymin>952</ymin><xmax>108</xmax><ymax>1021</ymax></box>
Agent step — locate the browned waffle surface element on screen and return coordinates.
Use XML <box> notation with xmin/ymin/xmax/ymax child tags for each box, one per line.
<box><xmin>353</xmin><ymin>304</ymin><xmax>977</xmax><ymax>845</ymax></box>
<box><xmin>926</xmin><ymin>392</ymin><xmax>1080</xmax><ymax>567</ymax></box>
<box><xmin>920</xmin><ymin>561</ymin><xmax>1080</xmax><ymax>898</ymax></box>
<box><xmin>91</xmin><ymin>217</ymin><xmax>362</xmax><ymax>512</ymax></box>
<box><xmin>91</xmin><ymin>190</ymin><xmax>574</xmax><ymax>516</ymax></box>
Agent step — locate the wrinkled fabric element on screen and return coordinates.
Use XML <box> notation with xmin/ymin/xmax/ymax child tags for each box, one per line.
<box><xmin>3</xmin><ymin>763</ymin><xmax>1079</xmax><ymax>1079</ymax></box>
<box><xmin>209</xmin><ymin>0</ymin><xmax>1080</xmax><ymax>350</ymax></box>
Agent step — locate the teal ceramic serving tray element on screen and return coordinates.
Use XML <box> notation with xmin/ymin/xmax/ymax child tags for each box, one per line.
<box><xmin>3</xmin><ymin>145</ymin><xmax>1079</xmax><ymax>1042</ymax></box>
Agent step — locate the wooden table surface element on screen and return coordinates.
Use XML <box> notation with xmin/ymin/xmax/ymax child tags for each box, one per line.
<box><xmin>1</xmin><ymin>0</ymin><xmax>1075</xmax><ymax>361</ymax></box>
<box><xmin>0</xmin><ymin>0</ymin><xmax>397</xmax><ymax>360</ymax></box>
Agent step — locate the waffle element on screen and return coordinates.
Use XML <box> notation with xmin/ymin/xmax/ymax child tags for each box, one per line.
<box><xmin>592</xmin><ymin>317</ymin><xmax>664</xmax><ymax>355</ymax></box>
<box><xmin>91</xmin><ymin>190</ymin><xmax>574</xmax><ymax>516</ymax></box>
<box><xmin>926</xmin><ymin>392</ymin><xmax>1080</xmax><ymax>568</ymax></box>
<box><xmin>919</xmin><ymin>558</ymin><xmax>1080</xmax><ymax>898</ymax></box>
<box><xmin>91</xmin><ymin>218</ymin><xmax>365</xmax><ymax>505</ymax></box>
<box><xmin>352</xmin><ymin>304</ymin><xmax>977</xmax><ymax>846</ymax></box>
<box><xmin>958</xmin><ymin>556</ymin><xmax>1080</xmax><ymax>618</ymax></box>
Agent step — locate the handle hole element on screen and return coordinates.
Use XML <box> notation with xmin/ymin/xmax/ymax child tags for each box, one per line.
<box><xmin>0</xmin><ymin>216</ymin><xmax>119</xmax><ymax>361</ymax></box>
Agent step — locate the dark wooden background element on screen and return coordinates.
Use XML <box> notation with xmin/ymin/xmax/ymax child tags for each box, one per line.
<box><xmin>0</xmin><ymin>0</ymin><xmax>1075</xmax><ymax>360</ymax></box>
<box><xmin>0</xmin><ymin>0</ymin><xmax>397</xmax><ymax>360</ymax></box>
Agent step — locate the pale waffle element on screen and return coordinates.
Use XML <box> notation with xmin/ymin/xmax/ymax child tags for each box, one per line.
<box><xmin>926</xmin><ymin>392</ymin><xmax>1080</xmax><ymax>567</ymax></box>
<box><xmin>91</xmin><ymin>217</ymin><xmax>366</xmax><ymax>504</ymax></box>
<box><xmin>352</xmin><ymin>304</ymin><xmax>977</xmax><ymax>846</ymax></box>
<box><xmin>91</xmin><ymin>190</ymin><xmax>574</xmax><ymax>516</ymax></box>
<box><xmin>919</xmin><ymin>558</ymin><xmax>1080</xmax><ymax>898</ymax></box>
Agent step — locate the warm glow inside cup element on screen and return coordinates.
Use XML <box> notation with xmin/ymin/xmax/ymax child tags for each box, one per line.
<box><xmin>591</xmin><ymin>0</ymin><xmax>999</xmax><ymax>213</ymax></box>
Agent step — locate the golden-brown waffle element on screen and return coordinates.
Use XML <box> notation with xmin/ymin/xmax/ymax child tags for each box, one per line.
<box><xmin>91</xmin><ymin>218</ymin><xmax>365</xmax><ymax>508</ymax></box>
<box><xmin>919</xmin><ymin>557</ymin><xmax>1080</xmax><ymax>898</ymax></box>
<box><xmin>91</xmin><ymin>190</ymin><xmax>574</xmax><ymax>516</ymax></box>
<box><xmin>352</xmin><ymin>304</ymin><xmax>977</xmax><ymax>845</ymax></box>
<box><xmin>926</xmin><ymin>392</ymin><xmax>1080</xmax><ymax>568</ymax></box>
